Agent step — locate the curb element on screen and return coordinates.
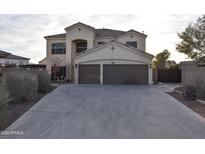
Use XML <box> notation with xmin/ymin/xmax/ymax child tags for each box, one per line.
<box><xmin>196</xmin><ymin>99</ymin><xmax>205</xmax><ymax>105</ymax></box>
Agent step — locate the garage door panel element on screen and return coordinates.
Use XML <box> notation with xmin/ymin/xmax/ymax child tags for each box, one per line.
<box><xmin>103</xmin><ymin>64</ymin><xmax>148</xmax><ymax>84</ymax></box>
<box><xmin>79</xmin><ymin>64</ymin><xmax>100</xmax><ymax>84</ymax></box>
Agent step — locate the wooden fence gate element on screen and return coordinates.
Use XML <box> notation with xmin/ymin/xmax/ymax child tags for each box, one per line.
<box><xmin>157</xmin><ymin>69</ymin><xmax>181</xmax><ymax>83</ymax></box>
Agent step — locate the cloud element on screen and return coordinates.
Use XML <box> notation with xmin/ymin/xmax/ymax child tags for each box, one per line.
<box><xmin>0</xmin><ymin>14</ymin><xmax>202</xmax><ymax>63</ymax></box>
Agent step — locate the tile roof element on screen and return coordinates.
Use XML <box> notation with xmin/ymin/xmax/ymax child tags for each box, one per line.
<box><xmin>95</xmin><ymin>29</ymin><xmax>125</xmax><ymax>38</ymax></box>
<box><xmin>0</xmin><ymin>50</ymin><xmax>10</xmax><ymax>55</ymax></box>
<box><xmin>44</xmin><ymin>29</ymin><xmax>147</xmax><ymax>39</ymax></box>
<box><xmin>38</xmin><ymin>57</ymin><xmax>46</xmax><ymax>63</ymax></box>
<box><xmin>44</xmin><ymin>29</ymin><xmax>125</xmax><ymax>38</ymax></box>
<box><xmin>120</xmin><ymin>29</ymin><xmax>147</xmax><ymax>38</ymax></box>
<box><xmin>64</xmin><ymin>22</ymin><xmax>95</xmax><ymax>31</ymax></box>
<box><xmin>6</xmin><ymin>54</ymin><xmax>30</xmax><ymax>60</ymax></box>
<box><xmin>74</xmin><ymin>40</ymin><xmax>154</xmax><ymax>59</ymax></box>
<box><xmin>0</xmin><ymin>50</ymin><xmax>11</xmax><ymax>57</ymax></box>
<box><xmin>44</xmin><ymin>22</ymin><xmax>147</xmax><ymax>38</ymax></box>
<box><xmin>44</xmin><ymin>33</ymin><xmax>66</xmax><ymax>38</ymax></box>
<box><xmin>0</xmin><ymin>50</ymin><xmax>30</xmax><ymax>60</ymax></box>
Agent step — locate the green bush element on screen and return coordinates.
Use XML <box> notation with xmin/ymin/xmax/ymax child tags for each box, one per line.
<box><xmin>6</xmin><ymin>68</ymin><xmax>38</xmax><ymax>102</ymax></box>
<box><xmin>0</xmin><ymin>73</ymin><xmax>9</xmax><ymax>107</ymax></box>
<box><xmin>37</xmin><ymin>70</ymin><xmax>51</xmax><ymax>93</ymax></box>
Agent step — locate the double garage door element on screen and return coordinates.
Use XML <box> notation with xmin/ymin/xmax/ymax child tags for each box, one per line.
<box><xmin>78</xmin><ymin>64</ymin><xmax>148</xmax><ymax>84</ymax></box>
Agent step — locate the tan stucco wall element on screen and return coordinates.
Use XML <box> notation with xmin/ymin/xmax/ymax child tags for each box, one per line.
<box><xmin>181</xmin><ymin>61</ymin><xmax>205</xmax><ymax>87</ymax></box>
<box><xmin>118</xmin><ymin>32</ymin><xmax>146</xmax><ymax>52</ymax></box>
<box><xmin>94</xmin><ymin>38</ymin><xmax>116</xmax><ymax>47</ymax></box>
<box><xmin>74</xmin><ymin>42</ymin><xmax>153</xmax><ymax>84</ymax></box>
<box><xmin>74</xmin><ymin>43</ymin><xmax>152</xmax><ymax>64</ymax></box>
<box><xmin>46</xmin><ymin>38</ymin><xmax>66</xmax><ymax>75</ymax></box>
<box><xmin>45</xmin><ymin>25</ymin><xmax>148</xmax><ymax>81</ymax></box>
<box><xmin>65</xmin><ymin>25</ymin><xmax>95</xmax><ymax>80</ymax></box>
<box><xmin>65</xmin><ymin>26</ymin><xmax>95</xmax><ymax>65</ymax></box>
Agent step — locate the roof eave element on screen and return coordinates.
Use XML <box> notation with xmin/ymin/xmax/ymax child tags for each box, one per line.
<box><xmin>38</xmin><ymin>57</ymin><xmax>46</xmax><ymax>63</ymax></box>
<box><xmin>95</xmin><ymin>36</ymin><xmax>115</xmax><ymax>39</ymax></box>
<box><xmin>5</xmin><ymin>57</ymin><xmax>30</xmax><ymax>60</ymax></box>
<box><xmin>74</xmin><ymin>40</ymin><xmax>153</xmax><ymax>60</ymax></box>
<box><xmin>44</xmin><ymin>33</ymin><xmax>66</xmax><ymax>39</ymax></box>
<box><xmin>64</xmin><ymin>22</ymin><xmax>95</xmax><ymax>32</ymax></box>
<box><xmin>117</xmin><ymin>30</ymin><xmax>147</xmax><ymax>38</ymax></box>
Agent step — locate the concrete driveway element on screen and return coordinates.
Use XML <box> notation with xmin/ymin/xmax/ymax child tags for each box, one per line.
<box><xmin>1</xmin><ymin>84</ymin><xmax>205</xmax><ymax>139</ymax></box>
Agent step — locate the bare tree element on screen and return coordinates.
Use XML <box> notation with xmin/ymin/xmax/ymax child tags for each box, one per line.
<box><xmin>50</xmin><ymin>56</ymin><xmax>62</xmax><ymax>81</ymax></box>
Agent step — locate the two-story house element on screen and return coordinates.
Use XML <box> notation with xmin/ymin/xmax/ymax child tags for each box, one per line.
<box><xmin>44</xmin><ymin>22</ymin><xmax>154</xmax><ymax>84</ymax></box>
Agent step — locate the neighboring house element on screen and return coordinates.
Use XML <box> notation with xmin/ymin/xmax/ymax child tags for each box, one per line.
<box><xmin>38</xmin><ymin>57</ymin><xmax>46</xmax><ymax>65</ymax></box>
<box><xmin>0</xmin><ymin>50</ymin><xmax>30</xmax><ymax>66</ymax></box>
<box><xmin>44</xmin><ymin>22</ymin><xmax>154</xmax><ymax>84</ymax></box>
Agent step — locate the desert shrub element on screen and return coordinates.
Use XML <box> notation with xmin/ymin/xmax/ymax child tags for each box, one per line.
<box><xmin>0</xmin><ymin>104</ymin><xmax>8</xmax><ymax>130</ymax></box>
<box><xmin>37</xmin><ymin>70</ymin><xmax>51</xmax><ymax>93</ymax></box>
<box><xmin>183</xmin><ymin>85</ymin><xmax>196</xmax><ymax>100</ymax></box>
<box><xmin>0</xmin><ymin>73</ymin><xmax>9</xmax><ymax>107</ymax></box>
<box><xmin>0</xmin><ymin>73</ymin><xmax>9</xmax><ymax>130</ymax></box>
<box><xmin>6</xmin><ymin>68</ymin><xmax>38</xmax><ymax>102</ymax></box>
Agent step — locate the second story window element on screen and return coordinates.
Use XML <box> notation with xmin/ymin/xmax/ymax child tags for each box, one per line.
<box><xmin>98</xmin><ymin>42</ymin><xmax>105</xmax><ymax>45</ymax></box>
<box><xmin>76</xmin><ymin>41</ymin><xmax>87</xmax><ymax>53</ymax></box>
<box><xmin>126</xmin><ymin>41</ymin><xmax>137</xmax><ymax>48</ymax></box>
<box><xmin>52</xmin><ymin>43</ymin><xmax>66</xmax><ymax>54</ymax></box>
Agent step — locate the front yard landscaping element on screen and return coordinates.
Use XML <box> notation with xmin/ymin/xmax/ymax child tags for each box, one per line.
<box><xmin>168</xmin><ymin>88</ymin><xmax>205</xmax><ymax>118</ymax></box>
<box><xmin>0</xmin><ymin>93</ymin><xmax>44</xmax><ymax>130</ymax></box>
<box><xmin>0</xmin><ymin>68</ymin><xmax>57</xmax><ymax>130</ymax></box>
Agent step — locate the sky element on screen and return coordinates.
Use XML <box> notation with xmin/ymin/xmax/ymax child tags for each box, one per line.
<box><xmin>0</xmin><ymin>14</ymin><xmax>202</xmax><ymax>63</ymax></box>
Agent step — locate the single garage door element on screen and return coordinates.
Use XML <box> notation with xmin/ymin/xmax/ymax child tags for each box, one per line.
<box><xmin>103</xmin><ymin>64</ymin><xmax>148</xmax><ymax>84</ymax></box>
<box><xmin>79</xmin><ymin>64</ymin><xmax>100</xmax><ymax>84</ymax></box>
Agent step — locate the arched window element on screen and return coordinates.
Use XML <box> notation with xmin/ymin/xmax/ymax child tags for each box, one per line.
<box><xmin>74</xmin><ymin>40</ymin><xmax>87</xmax><ymax>53</ymax></box>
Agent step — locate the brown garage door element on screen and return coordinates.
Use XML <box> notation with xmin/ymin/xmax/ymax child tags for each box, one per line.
<box><xmin>103</xmin><ymin>64</ymin><xmax>148</xmax><ymax>84</ymax></box>
<box><xmin>79</xmin><ymin>64</ymin><xmax>100</xmax><ymax>84</ymax></box>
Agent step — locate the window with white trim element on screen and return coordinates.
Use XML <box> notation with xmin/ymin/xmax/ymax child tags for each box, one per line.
<box><xmin>126</xmin><ymin>41</ymin><xmax>137</xmax><ymax>48</ymax></box>
<box><xmin>51</xmin><ymin>43</ymin><xmax>66</xmax><ymax>54</ymax></box>
<box><xmin>98</xmin><ymin>42</ymin><xmax>105</xmax><ymax>45</ymax></box>
<box><xmin>76</xmin><ymin>41</ymin><xmax>87</xmax><ymax>53</ymax></box>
